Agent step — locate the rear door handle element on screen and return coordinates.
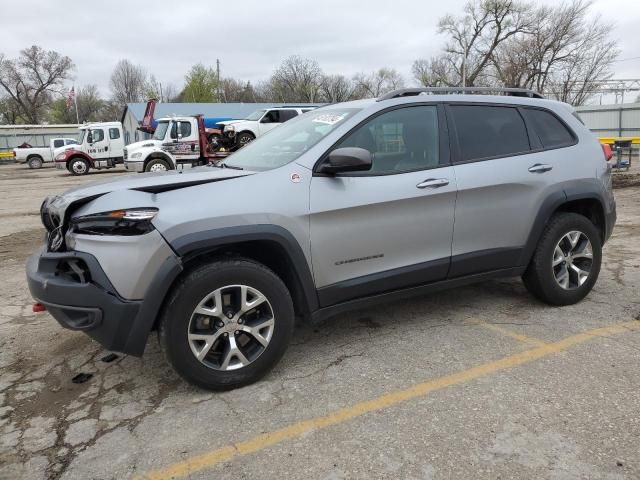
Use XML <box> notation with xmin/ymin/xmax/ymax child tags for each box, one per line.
<box><xmin>417</xmin><ymin>178</ymin><xmax>449</xmax><ymax>189</ymax></box>
<box><xmin>528</xmin><ymin>163</ymin><xmax>552</xmax><ymax>173</ymax></box>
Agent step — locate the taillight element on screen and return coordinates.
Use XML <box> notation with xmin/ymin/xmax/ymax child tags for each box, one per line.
<box><xmin>601</xmin><ymin>144</ymin><xmax>613</xmax><ymax>161</ymax></box>
<box><xmin>12</xmin><ymin>150</ymin><xmax>16</xmax><ymax>157</ymax></box>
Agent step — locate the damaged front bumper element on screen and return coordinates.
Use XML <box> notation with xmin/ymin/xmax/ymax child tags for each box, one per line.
<box><xmin>26</xmin><ymin>248</ymin><xmax>142</xmax><ymax>354</ymax></box>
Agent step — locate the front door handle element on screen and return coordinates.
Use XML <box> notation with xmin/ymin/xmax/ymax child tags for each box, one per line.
<box><xmin>417</xmin><ymin>178</ymin><xmax>449</xmax><ymax>189</ymax></box>
<box><xmin>528</xmin><ymin>163</ymin><xmax>552</xmax><ymax>173</ymax></box>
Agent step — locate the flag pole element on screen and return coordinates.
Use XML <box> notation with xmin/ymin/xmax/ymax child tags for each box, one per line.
<box><xmin>73</xmin><ymin>86</ymin><xmax>80</xmax><ymax>124</ymax></box>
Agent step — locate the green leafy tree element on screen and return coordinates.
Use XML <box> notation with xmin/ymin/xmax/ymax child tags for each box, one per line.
<box><xmin>182</xmin><ymin>64</ymin><xmax>218</xmax><ymax>102</ymax></box>
<box><xmin>48</xmin><ymin>85</ymin><xmax>104</xmax><ymax>123</ymax></box>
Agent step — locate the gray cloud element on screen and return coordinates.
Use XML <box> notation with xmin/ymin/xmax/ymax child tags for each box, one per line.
<box><xmin>2</xmin><ymin>0</ymin><xmax>638</xmax><ymax>97</ymax></box>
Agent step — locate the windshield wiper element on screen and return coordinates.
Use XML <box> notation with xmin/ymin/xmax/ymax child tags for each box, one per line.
<box><xmin>219</xmin><ymin>162</ymin><xmax>243</xmax><ymax>170</ymax></box>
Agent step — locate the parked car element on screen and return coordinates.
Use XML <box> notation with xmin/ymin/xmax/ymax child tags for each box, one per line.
<box><xmin>28</xmin><ymin>88</ymin><xmax>615</xmax><ymax>390</ymax></box>
<box><xmin>54</xmin><ymin>122</ymin><xmax>125</xmax><ymax>175</ymax></box>
<box><xmin>13</xmin><ymin>138</ymin><xmax>79</xmax><ymax>169</ymax></box>
<box><xmin>216</xmin><ymin>106</ymin><xmax>318</xmax><ymax>149</ymax></box>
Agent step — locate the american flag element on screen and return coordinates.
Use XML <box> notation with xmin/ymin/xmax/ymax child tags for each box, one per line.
<box><xmin>66</xmin><ymin>87</ymin><xmax>75</xmax><ymax>108</ymax></box>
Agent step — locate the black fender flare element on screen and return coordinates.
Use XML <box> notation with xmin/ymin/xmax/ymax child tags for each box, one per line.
<box><xmin>520</xmin><ymin>180</ymin><xmax>609</xmax><ymax>267</ymax></box>
<box><xmin>123</xmin><ymin>225</ymin><xmax>318</xmax><ymax>356</ymax></box>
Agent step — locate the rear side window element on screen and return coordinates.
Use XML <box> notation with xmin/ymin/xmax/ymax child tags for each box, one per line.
<box><xmin>522</xmin><ymin>108</ymin><xmax>575</xmax><ymax>149</ymax></box>
<box><xmin>279</xmin><ymin>110</ymin><xmax>299</xmax><ymax>122</ymax></box>
<box><xmin>109</xmin><ymin>128</ymin><xmax>120</xmax><ymax>140</ymax></box>
<box><xmin>450</xmin><ymin>105</ymin><xmax>530</xmax><ymax>162</ymax></box>
<box><xmin>53</xmin><ymin>139</ymin><xmax>64</xmax><ymax>148</ymax></box>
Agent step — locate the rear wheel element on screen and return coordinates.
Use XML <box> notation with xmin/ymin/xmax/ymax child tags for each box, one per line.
<box><xmin>145</xmin><ymin>158</ymin><xmax>170</xmax><ymax>172</ymax></box>
<box><xmin>159</xmin><ymin>259</ymin><xmax>295</xmax><ymax>390</ymax></box>
<box><xmin>523</xmin><ymin>213</ymin><xmax>602</xmax><ymax>306</ymax></box>
<box><xmin>69</xmin><ymin>158</ymin><xmax>90</xmax><ymax>176</ymax></box>
<box><xmin>27</xmin><ymin>156</ymin><xmax>43</xmax><ymax>169</ymax></box>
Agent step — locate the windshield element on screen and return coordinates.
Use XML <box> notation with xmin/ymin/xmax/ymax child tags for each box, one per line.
<box><xmin>153</xmin><ymin>121</ymin><xmax>170</xmax><ymax>140</ymax></box>
<box><xmin>77</xmin><ymin>130</ymin><xmax>86</xmax><ymax>144</ymax></box>
<box><xmin>246</xmin><ymin>109</ymin><xmax>266</xmax><ymax>121</ymax></box>
<box><xmin>224</xmin><ymin>108</ymin><xmax>361</xmax><ymax>171</ymax></box>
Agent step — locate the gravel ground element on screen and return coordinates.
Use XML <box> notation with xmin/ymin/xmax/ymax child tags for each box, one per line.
<box><xmin>0</xmin><ymin>162</ymin><xmax>639</xmax><ymax>480</ymax></box>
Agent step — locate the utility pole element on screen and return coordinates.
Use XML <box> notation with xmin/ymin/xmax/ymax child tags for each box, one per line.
<box><xmin>216</xmin><ymin>59</ymin><xmax>221</xmax><ymax>103</ymax></box>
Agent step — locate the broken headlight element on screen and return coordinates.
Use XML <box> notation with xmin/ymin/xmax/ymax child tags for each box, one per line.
<box><xmin>70</xmin><ymin>208</ymin><xmax>158</xmax><ymax>236</ymax></box>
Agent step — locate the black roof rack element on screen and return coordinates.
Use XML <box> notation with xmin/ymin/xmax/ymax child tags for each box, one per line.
<box><xmin>377</xmin><ymin>87</ymin><xmax>544</xmax><ymax>101</ymax></box>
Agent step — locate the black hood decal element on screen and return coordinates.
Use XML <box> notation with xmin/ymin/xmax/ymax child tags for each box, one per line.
<box><xmin>132</xmin><ymin>175</ymin><xmax>242</xmax><ymax>194</ymax></box>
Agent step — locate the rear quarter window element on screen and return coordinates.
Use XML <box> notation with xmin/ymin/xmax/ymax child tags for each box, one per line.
<box><xmin>522</xmin><ymin>108</ymin><xmax>575</xmax><ymax>149</ymax></box>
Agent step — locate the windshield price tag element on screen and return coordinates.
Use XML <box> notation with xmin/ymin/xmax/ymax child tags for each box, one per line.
<box><xmin>312</xmin><ymin>113</ymin><xmax>346</xmax><ymax>125</ymax></box>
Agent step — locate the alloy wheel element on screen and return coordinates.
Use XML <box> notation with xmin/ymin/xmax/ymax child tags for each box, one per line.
<box><xmin>187</xmin><ymin>285</ymin><xmax>275</xmax><ymax>371</ymax></box>
<box><xmin>552</xmin><ymin>231</ymin><xmax>593</xmax><ymax>290</ymax></box>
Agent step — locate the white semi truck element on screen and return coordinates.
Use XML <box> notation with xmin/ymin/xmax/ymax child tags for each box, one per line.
<box><xmin>54</xmin><ymin>122</ymin><xmax>125</xmax><ymax>175</ymax></box>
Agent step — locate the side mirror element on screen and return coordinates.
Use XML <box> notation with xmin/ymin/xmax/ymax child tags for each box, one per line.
<box><xmin>318</xmin><ymin>147</ymin><xmax>372</xmax><ymax>174</ymax></box>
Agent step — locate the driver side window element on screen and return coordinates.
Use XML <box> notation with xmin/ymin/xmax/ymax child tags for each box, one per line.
<box><xmin>335</xmin><ymin>106</ymin><xmax>439</xmax><ymax>175</ymax></box>
<box><xmin>90</xmin><ymin>129</ymin><xmax>105</xmax><ymax>143</ymax></box>
<box><xmin>261</xmin><ymin>110</ymin><xmax>280</xmax><ymax>124</ymax></box>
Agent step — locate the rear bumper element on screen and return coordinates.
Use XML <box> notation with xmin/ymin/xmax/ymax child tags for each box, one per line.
<box><xmin>26</xmin><ymin>249</ymin><xmax>142</xmax><ymax>354</ymax></box>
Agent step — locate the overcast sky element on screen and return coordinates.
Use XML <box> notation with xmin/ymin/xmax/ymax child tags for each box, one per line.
<box><xmin>2</xmin><ymin>0</ymin><xmax>639</xmax><ymax>98</ymax></box>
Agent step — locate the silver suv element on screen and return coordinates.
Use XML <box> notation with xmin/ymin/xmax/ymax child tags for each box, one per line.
<box><xmin>27</xmin><ymin>87</ymin><xmax>616</xmax><ymax>390</ymax></box>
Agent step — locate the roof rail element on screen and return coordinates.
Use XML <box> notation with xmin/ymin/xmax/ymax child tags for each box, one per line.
<box><xmin>377</xmin><ymin>87</ymin><xmax>544</xmax><ymax>101</ymax></box>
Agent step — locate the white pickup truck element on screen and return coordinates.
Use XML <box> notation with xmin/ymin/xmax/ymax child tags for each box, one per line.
<box><xmin>13</xmin><ymin>138</ymin><xmax>79</xmax><ymax>169</ymax></box>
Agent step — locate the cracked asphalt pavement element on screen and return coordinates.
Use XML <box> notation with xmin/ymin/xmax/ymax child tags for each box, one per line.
<box><xmin>1</xmin><ymin>163</ymin><xmax>639</xmax><ymax>479</ymax></box>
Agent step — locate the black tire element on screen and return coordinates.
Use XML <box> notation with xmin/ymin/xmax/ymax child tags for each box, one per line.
<box><xmin>523</xmin><ymin>212</ymin><xmax>602</xmax><ymax>306</ymax></box>
<box><xmin>145</xmin><ymin>158</ymin><xmax>171</xmax><ymax>172</ymax></box>
<box><xmin>68</xmin><ymin>157</ymin><xmax>90</xmax><ymax>176</ymax></box>
<box><xmin>236</xmin><ymin>132</ymin><xmax>255</xmax><ymax>148</ymax></box>
<box><xmin>158</xmin><ymin>258</ymin><xmax>295</xmax><ymax>390</ymax></box>
<box><xmin>27</xmin><ymin>156</ymin><xmax>43</xmax><ymax>169</ymax></box>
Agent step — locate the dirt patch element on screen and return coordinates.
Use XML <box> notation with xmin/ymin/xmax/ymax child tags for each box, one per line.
<box><xmin>613</xmin><ymin>172</ymin><xmax>640</xmax><ymax>189</ymax></box>
<box><xmin>0</xmin><ymin>228</ymin><xmax>45</xmax><ymax>263</ymax></box>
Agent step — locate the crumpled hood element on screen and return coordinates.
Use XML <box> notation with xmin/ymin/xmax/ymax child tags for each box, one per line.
<box><xmin>42</xmin><ymin>166</ymin><xmax>253</xmax><ymax>231</ymax></box>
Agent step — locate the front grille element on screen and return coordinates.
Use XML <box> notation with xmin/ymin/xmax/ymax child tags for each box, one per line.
<box><xmin>123</xmin><ymin>148</ymin><xmax>128</xmax><ymax>160</ymax></box>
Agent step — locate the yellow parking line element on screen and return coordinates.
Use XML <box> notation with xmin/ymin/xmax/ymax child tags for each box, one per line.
<box><xmin>135</xmin><ymin>320</ymin><xmax>640</xmax><ymax>480</ymax></box>
<box><xmin>469</xmin><ymin>320</ymin><xmax>548</xmax><ymax>347</ymax></box>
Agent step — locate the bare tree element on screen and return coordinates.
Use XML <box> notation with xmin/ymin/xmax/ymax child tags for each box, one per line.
<box><xmin>0</xmin><ymin>46</ymin><xmax>74</xmax><ymax>124</ymax></box>
<box><xmin>412</xmin><ymin>57</ymin><xmax>458</xmax><ymax>86</ymax></box>
<box><xmin>352</xmin><ymin>68</ymin><xmax>405</xmax><ymax>98</ymax></box>
<box><xmin>270</xmin><ymin>56</ymin><xmax>324</xmax><ymax>102</ymax></box>
<box><xmin>319</xmin><ymin>75</ymin><xmax>356</xmax><ymax>103</ymax></box>
<box><xmin>109</xmin><ymin>59</ymin><xmax>147</xmax><ymax>105</ymax></box>
<box><xmin>491</xmin><ymin>0</ymin><xmax>617</xmax><ymax>105</ymax></box>
<box><xmin>436</xmin><ymin>0</ymin><xmax>535</xmax><ymax>86</ymax></box>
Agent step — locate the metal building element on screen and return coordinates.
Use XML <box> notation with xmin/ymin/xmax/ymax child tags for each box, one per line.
<box><xmin>575</xmin><ymin>103</ymin><xmax>640</xmax><ymax>138</ymax></box>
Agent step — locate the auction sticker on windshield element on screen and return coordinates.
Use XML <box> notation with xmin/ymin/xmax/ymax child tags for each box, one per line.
<box><xmin>312</xmin><ymin>113</ymin><xmax>347</xmax><ymax>125</ymax></box>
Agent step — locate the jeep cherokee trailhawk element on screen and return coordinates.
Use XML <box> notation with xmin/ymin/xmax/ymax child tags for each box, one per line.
<box><xmin>27</xmin><ymin>87</ymin><xmax>616</xmax><ymax>390</ymax></box>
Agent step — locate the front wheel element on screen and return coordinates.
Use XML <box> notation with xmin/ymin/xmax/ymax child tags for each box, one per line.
<box><xmin>523</xmin><ymin>213</ymin><xmax>602</xmax><ymax>306</ymax></box>
<box><xmin>69</xmin><ymin>158</ymin><xmax>90</xmax><ymax>176</ymax></box>
<box><xmin>145</xmin><ymin>158</ymin><xmax>170</xmax><ymax>172</ymax></box>
<box><xmin>159</xmin><ymin>259</ymin><xmax>295</xmax><ymax>390</ymax></box>
<box><xmin>236</xmin><ymin>132</ymin><xmax>255</xmax><ymax>148</ymax></box>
